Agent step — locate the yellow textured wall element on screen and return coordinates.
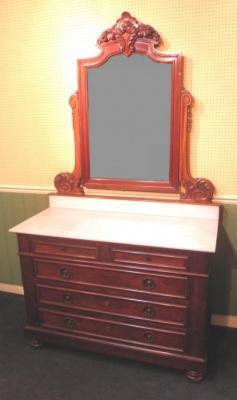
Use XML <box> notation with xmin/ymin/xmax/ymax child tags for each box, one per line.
<box><xmin>0</xmin><ymin>0</ymin><xmax>236</xmax><ymax>196</ymax></box>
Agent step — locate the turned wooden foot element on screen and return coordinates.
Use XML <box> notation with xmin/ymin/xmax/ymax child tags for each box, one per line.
<box><xmin>31</xmin><ymin>339</ymin><xmax>43</xmax><ymax>349</ymax></box>
<box><xmin>186</xmin><ymin>370</ymin><xmax>204</xmax><ymax>383</ymax></box>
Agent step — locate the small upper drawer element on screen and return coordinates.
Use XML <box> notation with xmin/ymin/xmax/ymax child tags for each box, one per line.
<box><xmin>111</xmin><ymin>247</ymin><xmax>189</xmax><ymax>270</ymax></box>
<box><xmin>32</xmin><ymin>238</ymin><xmax>98</xmax><ymax>261</ymax></box>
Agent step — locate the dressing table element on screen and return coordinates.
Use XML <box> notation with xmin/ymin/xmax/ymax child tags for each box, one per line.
<box><xmin>10</xmin><ymin>12</ymin><xmax>219</xmax><ymax>382</ymax></box>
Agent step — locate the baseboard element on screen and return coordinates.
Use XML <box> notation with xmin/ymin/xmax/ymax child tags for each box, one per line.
<box><xmin>0</xmin><ymin>283</ymin><xmax>24</xmax><ymax>295</ymax></box>
<box><xmin>213</xmin><ymin>194</ymin><xmax>237</xmax><ymax>204</ymax></box>
<box><xmin>211</xmin><ymin>314</ymin><xmax>237</xmax><ymax>328</ymax></box>
<box><xmin>0</xmin><ymin>185</ymin><xmax>53</xmax><ymax>194</ymax></box>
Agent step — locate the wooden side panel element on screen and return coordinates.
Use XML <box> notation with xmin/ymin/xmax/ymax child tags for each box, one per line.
<box><xmin>18</xmin><ymin>235</ymin><xmax>39</xmax><ymax>325</ymax></box>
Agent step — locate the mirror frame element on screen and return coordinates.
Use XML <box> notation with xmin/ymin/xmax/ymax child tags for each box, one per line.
<box><xmin>54</xmin><ymin>12</ymin><xmax>214</xmax><ymax>202</ymax></box>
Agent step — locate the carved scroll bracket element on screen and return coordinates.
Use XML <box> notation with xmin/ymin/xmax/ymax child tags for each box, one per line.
<box><xmin>181</xmin><ymin>178</ymin><xmax>214</xmax><ymax>202</ymax></box>
<box><xmin>54</xmin><ymin>172</ymin><xmax>79</xmax><ymax>194</ymax></box>
<box><xmin>97</xmin><ymin>11</ymin><xmax>161</xmax><ymax>56</ymax></box>
<box><xmin>180</xmin><ymin>90</ymin><xmax>214</xmax><ymax>202</ymax></box>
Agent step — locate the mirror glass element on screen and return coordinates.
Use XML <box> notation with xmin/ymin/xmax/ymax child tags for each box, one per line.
<box><xmin>88</xmin><ymin>55</ymin><xmax>172</xmax><ymax>181</ymax></box>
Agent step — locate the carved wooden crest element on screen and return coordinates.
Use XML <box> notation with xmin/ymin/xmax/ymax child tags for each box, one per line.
<box><xmin>97</xmin><ymin>11</ymin><xmax>161</xmax><ymax>56</ymax></box>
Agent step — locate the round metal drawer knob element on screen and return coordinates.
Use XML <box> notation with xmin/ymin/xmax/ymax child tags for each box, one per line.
<box><xmin>59</xmin><ymin>267</ymin><xmax>70</xmax><ymax>279</ymax></box>
<box><xmin>64</xmin><ymin>318</ymin><xmax>75</xmax><ymax>329</ymax></box>
<box><xmin>143</xmin><ymin>305</ymin><xmax>155</xmax><ymax>318</ymax></box>
<box><xmin>143</xmin><ymin>332</ymin><xmax>155</xmax><ymax>343</ymax></box>
<box><xmin>145</xmin><ymin>255</ymin><xmax>152</xmax><ymax>262</ymax></box>
<box><xmin>62</xmin><ymin>293</ymin><xmax>73</xmax><ymax>304</ymax></box>
<box><xmin>143</xmin><ymin>278</ymin><xmax>155</xmax><ymax>290</ymax></box>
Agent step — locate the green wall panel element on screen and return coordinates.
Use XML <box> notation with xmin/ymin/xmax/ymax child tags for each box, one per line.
<box><xmin>0</xmin><ymin>192</ymin><xmax>49</xmax><ymax>285</ymax></box>
<box><xmin>0</xmin><ymin>192</ymin><xmax>237</xmax><ymax>316</ymax></box>
<box><xmin>210</xmin><ymin>205</ymin><xmax>237</xmax><ymax>315</ymax></box>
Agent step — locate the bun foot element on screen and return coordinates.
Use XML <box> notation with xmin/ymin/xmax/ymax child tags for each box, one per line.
<box><xmin>186</xmin><ymin>370</ymin><xmax>204</xmax><ymax>383</ymax></box>
<box><xmin>31</xmin><ymin>339</ymin><xmax>43</xmax><ymax>349</ymax></box>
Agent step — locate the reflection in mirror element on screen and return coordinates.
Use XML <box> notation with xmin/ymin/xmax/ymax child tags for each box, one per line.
<box><xmin>88</xmin><ymin>55</ymin><xmax>171</xmax><ymax>181</ymax></box>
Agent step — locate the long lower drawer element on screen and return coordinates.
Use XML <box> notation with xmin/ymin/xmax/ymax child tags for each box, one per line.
<box><xmin>37</xmin><ymin>284</ymin><xmax>187</xmax><ymax>327</ymax></box>
<box><xmin>35</xmin><ymin>259</ymin><xmax>189</xmax><ymax>299</ymax></box>
<box><xmin>39</xmin><ymin>309</ymin><xmax>186</xmax><ymax>353</ymax></box>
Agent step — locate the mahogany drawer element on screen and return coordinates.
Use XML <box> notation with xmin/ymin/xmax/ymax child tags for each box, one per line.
<box><xmin>37</xmin><ymin>284</ymin><xmax>187</xmax><ymax>326</ymax></box>
<box><xmin>32</xmin><ymin>239</ymin><xmax>98</xmax><ymax>261</ymax></box>
<box><xmin>111</xmin><ymin>247</ymin><xmax>189</xmax><ymax>270</ymax></box>
<box><xmin>35</xmin><ymin>260</ymin><xmax>189</xmax><ymax>299</ymax></box>
<box><xmin>39</xmin><ymin>309</ymin><xmax>186</xmax><ymax>353</ymax></box>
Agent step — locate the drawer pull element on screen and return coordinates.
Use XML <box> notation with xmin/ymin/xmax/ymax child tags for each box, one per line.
<box><xmin>145</xmin><ymin>255</ymin><xmax>152</xmax><ymax>262</ymax></box>
<box><xmin>59</xmin><ymin>267</ymin><xmax>70</xmax><ymax>279</ymax></box>
<box><xmin>62</xmin><ymin>293</ymin><xmax>73</xmax><ymax>304</ymax></box>
<box><xmin>143</xmin><ymin>332</ymin><xmax>155</xmax><ymax>343</ymax></box>
<box><xmin>143</xmin><ymin>305</ymin><xmax>155</xmax><ymax>318</ymax></box>
<box><xmin>64</xmin><ymin>318</ymin><xmax>75</xmax><ymax>329</ymax></box>
<box><xmin>105</xmin><ymin>324</ymin><xmax>111</xmax><ymax>333</ymax></box>
<box><xmin>143</xmin><ymin>278</ymin><xmax>155</xmax><ymax>290</ymax></box>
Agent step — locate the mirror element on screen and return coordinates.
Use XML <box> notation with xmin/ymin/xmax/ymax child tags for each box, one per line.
<box><xmin>54</xmin><ymin>12</ymin><xmax>215</xmax><ymax>203</ymax></box>
<box><xmin>88</xmin><ymin>55</ymin><xmax>171</xmax><ymax>182</ymax></box>
<box><xmin>76</xmin><ymin>21</ymin><xmax>182</xmax><ymax>194</ymax></box>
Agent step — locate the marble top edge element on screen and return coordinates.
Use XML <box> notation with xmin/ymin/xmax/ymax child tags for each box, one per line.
<box><xmin>9</xmin><ymin>206</ymin><xmax>219</xmax><ymax>253</ymax></box>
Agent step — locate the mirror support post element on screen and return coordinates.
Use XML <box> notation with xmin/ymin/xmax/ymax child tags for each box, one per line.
<box><xmin>54</xmin><ymin>93</ymin><xmax>84</xmax><ymax>195</ymax></box>
<box><xmin>180</xmin><ymin>90</ymin><xmax>214</xmax><ymax>202</ymax></box>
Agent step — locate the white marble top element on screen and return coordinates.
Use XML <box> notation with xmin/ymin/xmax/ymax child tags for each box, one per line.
<box><xmin>10</xmin><ymin>195</ymin><xmax>220</xmax><ymax>253</ymax></box>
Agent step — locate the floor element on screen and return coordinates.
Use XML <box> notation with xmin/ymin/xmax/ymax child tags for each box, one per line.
<box><xmin>0</xmin><ymin>292</ymin><xmax>236</xmax><ymax>400</ymax></box>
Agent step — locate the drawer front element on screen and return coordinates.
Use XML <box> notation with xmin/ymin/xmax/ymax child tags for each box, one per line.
<box><xmin>39</xmin><ymin>309</ymin><xmax>186</xmax><ymax>352</ymax></box>
<box><xmin>32</xmin><ymin>239</ymin><xmax>98</xmax><ymax>261</ymax></box>
<box><xmin>37</xmin><ymin>285</ymin><xmax>187</xmax><ymax>326</ymax></box>
<box><xmin>111</xmin><ymin>248</ymin><xmax>188</xmax><ymax>270</ymax></box>
<box><xmin>35</xmin><ymin>260</ymin><xmax>189</xmax><ymax>299</ymax></box>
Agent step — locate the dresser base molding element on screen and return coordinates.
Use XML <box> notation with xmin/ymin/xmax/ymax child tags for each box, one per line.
<box><xmin>186</xmin><ymin>370</ymin><xmax>204</xmax><ymax>383</ymax></box>
<box><xmin>24</xmin><ymin>325</ymin><xmax>206</xmax><ymax>379</ymax></box>
<box><xmin>31</xmin><ymin>338</ymin><xmax>44</xmax><ymax>349</ymax></box>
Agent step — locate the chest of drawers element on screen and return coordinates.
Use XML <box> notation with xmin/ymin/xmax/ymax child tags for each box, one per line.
<box><xmin>17</xmin><ymin>233</ymin><xmax>210</xmax><ymax>382</ymax></box>
<box><xmin>11</xmin><ymin>196</ymin><xmax>219</xmax><ymax>382</ymax></box>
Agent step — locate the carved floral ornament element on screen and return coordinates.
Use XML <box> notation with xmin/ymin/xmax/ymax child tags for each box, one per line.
<box><xmin>97</xmin><ymin>11</ymin><xmax>161</xmax><ymax>56</ymax></box>
<box><xmin>181</xmin><ymin>179</ymin><xmax>214</xmax><ymax>202</ymax></box>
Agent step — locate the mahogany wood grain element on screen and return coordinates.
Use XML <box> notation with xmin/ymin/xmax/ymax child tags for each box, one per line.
<box><xmin>37</xmin><ymin>284</ymin><xmax>188</xmax><ymax>327</ymax></box>
<box><xmin>111</xmin><ymin>248</ymin><xmax>189</xmax><ymax>270</ymax></box>
<box><xmin>32</xmin><ymin>239</ymin><xmax>98</xmax><ymax>260</ymax></box>
<box><xmin>34</xmin><ymin>259</ymin><xmax>189</xmax><ymax>299</ymax></box>
<box><xmin>17</xmin><ymin>233</ymin><xmax>210</xmax><ymax>380</ymax></box>
<box><xmin>24</xmin><ymin>325</ymin><xmax>206</xmax><ymax>375</ymax></box>
<box><xmin>21</xmin><ymin>234</ymin><xmax>210</xmax><ymax>275</ymax></box>
<box><xmin>39</xmin><ymin>308</ymin><xmax>186</xmax><ymax>353</ymax></box>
